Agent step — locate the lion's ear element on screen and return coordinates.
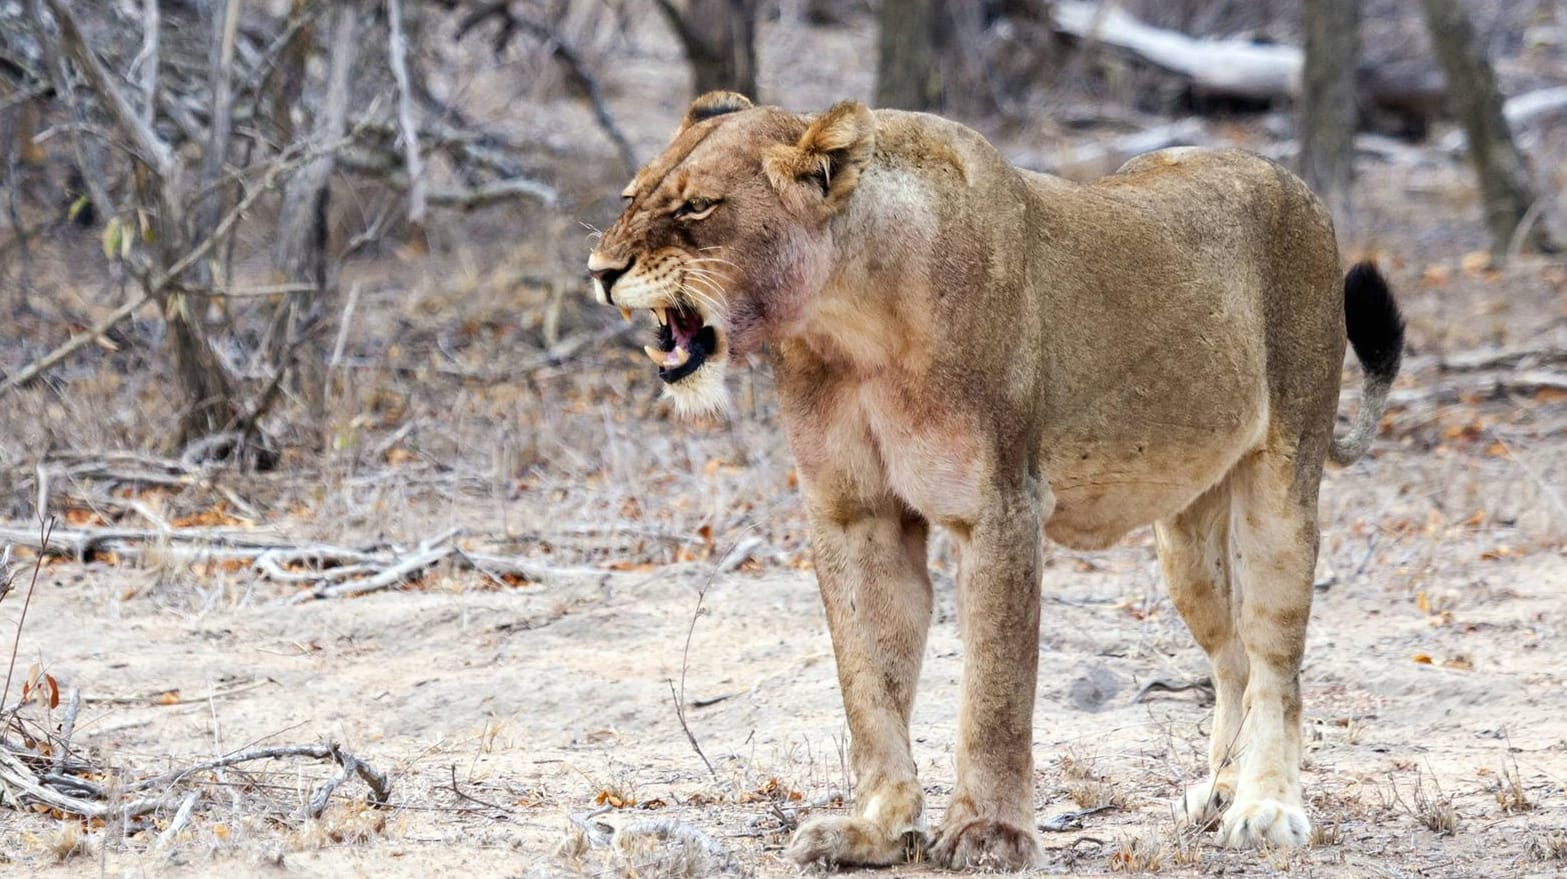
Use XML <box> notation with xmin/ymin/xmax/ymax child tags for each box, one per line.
<box><xmin>764</xmin><ymin>101</ymin><xmax>876</xmax><ymax>213</ymax></box>
<box><xmin>681</xmin><ymin>91</ymin><xmax>753</xmax><ymax>131</ymax></box>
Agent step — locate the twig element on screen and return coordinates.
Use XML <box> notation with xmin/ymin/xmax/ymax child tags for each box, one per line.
<box><xmin>0</xmin><ymin>520</ymin><xmax>606</xmax><ymax>590</ymax></box>
<box><xmin>132</xmin><ymin>0</ymin><xmax>160</xmax><ymax>129</ymax></box>
<box><xmin>447</xmin><ymin>764</ymin><xmax>512</xmax><ymax>814</ymax></box>
<box><xmin>669</xmin><ymin>565</ymin><xmax>723</xmax><ymax>784</ymax></box>
<box><xmin>131</xmin><ymin>742</ymin><xmax>389</xmax><ymax>806</ymax></box>
<box><xmin>156</xmin><ymin>792</ymin><xmax>200</xmax><ymax>847</ymax></box>
<box><xmin>1040</xmin><ymin>804</ymin><xmax>1113</xmax><ymax>832</ymax></box>
<box><xmin>307</xmin><ymin>545</ymin><xmax>454</xmax><ymax>600</ymax></box>
<box><xmin>1</xmin><ymin>518</ymin><xmax>53</xmax><ymax>715</ymax></box>
<box><xmin>329</xmin><ymin>282</ymin><xmax>361</xmax><ymax>369</ymax></box>
<box><xmin>304</xmin><ymin>743</ymin><xmax>392</xmax><ymax>817</ymax></box>
<box><xmin>337</xmin><ymin>149</ymin><xmax>557</xmax><ymax>207</ymax></box>
<box><xmin>1131</xmin><ymin>677</ymin><xmax>1214</xmax><ymax>705</ymax></box>
<box><xmin>0</xmin><ymin>523</ymin><xmax>276</xmax><ymax>561</ymax></box>
<box><xmin>51</xmin><ymin>687</ymin><xmax>80</xmax><ymax>772</ymax></box>
<box><xmin>0</xmin><ymin>748</ymin><xmax>168</xmax><ymax>819</ymax></box>
<box><xmin>0</xmin><ymin>294</ymin><xmax>152</xmax><ymax>393</ymax></box>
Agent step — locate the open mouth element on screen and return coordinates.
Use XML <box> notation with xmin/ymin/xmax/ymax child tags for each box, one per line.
<box><xmin>639</xmin><ymin>302</ymin><xmax>718</xmax><ymax>384</ymax></box>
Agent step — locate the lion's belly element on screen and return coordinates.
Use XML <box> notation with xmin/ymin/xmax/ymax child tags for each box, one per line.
<box><xmin>1040</xmin><ymin>410</ymin><xmax>1267</xmax><ymax>550</ymax></box>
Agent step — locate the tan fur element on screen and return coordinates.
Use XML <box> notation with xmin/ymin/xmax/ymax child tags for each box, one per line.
<box><xmin>590</xmin><ymin>96</ymin><xmax>1383</xmax><ymax>868</ymax></box>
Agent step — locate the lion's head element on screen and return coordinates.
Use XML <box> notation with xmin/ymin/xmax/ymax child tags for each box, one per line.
<box><xmin>587</xmin><ymin>92</ymin><xmax>876</xmax><ymax>415</ymax></box>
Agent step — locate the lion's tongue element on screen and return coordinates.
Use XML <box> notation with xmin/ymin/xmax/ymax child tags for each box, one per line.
<box><xmin>642</xmin><ymin>306</ymin><xmax>705</xmax><ymax>368</ymax></box>
<box><xmin>669</xmin><ymin>306</ymin><xmax>703</xmax><ymax>347</ymax></box>
<box><xmin>644</xmin><ymin>344</ymin><xmax>691</xmax><ymax>368</ymax></box>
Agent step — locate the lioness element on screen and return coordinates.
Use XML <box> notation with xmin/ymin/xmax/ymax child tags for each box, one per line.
<box><xmin>588</xmin><ymin>93</ymin><xmax>1403</xmax><ymax>869</ymax></box>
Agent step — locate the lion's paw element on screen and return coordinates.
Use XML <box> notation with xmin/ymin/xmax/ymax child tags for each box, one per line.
<box><xmin>1179</xmin><ymin>777</ymin><xmax>1234</xmax><ymax>829</ymax></box>
<box><xmin>929</xmin><ymin>818</ymin><xmax>1041</xmax><ymax>871</ymax></box>
<box><xmin>786</xmin><ymin>816</ymin><xmax>922</xmax><ymax>867</ymax></box>
<box><xmin>1218</xmin><ymin>798</ymin><xmax>1310</xmax><ymax>849</ymax></box>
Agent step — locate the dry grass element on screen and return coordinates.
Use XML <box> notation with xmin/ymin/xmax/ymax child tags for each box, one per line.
<box><xmin>1530</xmin><ymin>831</ymin><xmax>1567</xmax><ymax>863</ymax></box>
<box><xmin>1309</xmin><ymin>816</ymin><xmax>1345</xmax><ymax>847</ymax></box>
<box><xmin>1108</xmin><ymin>830</ymin><xmax>1164</xmax><ymax>873</ymax></box>
<box><xmin>1388</xmin><ymin>767</ymin><xmax>1459</xmax><ymax>836</ymax></box>
<box><xmin>1492</xmin><ymin>754</ymin><xmax>1533</xmax><ymax>815</ymax></box>
<box><xmin>1058</xmin><ymin>748</ymin><xmax>1131</xmax><ymax>811</ymax></box>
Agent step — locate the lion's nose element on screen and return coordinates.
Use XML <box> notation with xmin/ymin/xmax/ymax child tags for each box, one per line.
<box><xmin>589</xmin><ymin>259</ymin><xmax>631</xmax><ymax>303</ymax></box>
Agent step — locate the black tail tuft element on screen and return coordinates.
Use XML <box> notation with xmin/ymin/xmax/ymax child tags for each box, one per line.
<box><xmin>1343</xmin><ymin>261</ymin><xmax>1404</xmax><ymax>382</ymax></box>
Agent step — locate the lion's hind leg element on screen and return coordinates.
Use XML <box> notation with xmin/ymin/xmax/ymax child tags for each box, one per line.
<box><xmin>1215</xmin><ymin>448</ymin><xmax>1318</xmax><ymax>848</ymax></box>
<box><xmin>1154</xmin><ymin>481</ymin><xmax>1248</xmax><ymax>832</ymax></box>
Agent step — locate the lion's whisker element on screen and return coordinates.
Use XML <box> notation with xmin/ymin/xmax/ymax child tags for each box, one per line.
<box><xmin>680</xmin><ymin>279</ymin><xmax>729</xmax><ymax>316</ymax></box>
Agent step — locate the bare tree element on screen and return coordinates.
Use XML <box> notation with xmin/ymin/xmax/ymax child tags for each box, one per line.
<box><xmin>1420</xmin><ymin>0</ymin><xmax>1556</xmax><ymax>256</ymax></box>
<box><xmin>1299</xmin><ymin>0</ymin><xmax>1360</xmax><ymax>233</ymax></box>
<box><xmin>656</xmin><ymin>0</ymin><xmax>760</xmax><ymax>99</ymax></box>
<box><xmin>33</xmin><ymin>0</ymin><xmax>242</xmax><ymax>443</ymax></box>
<box><xmin>0</xmin><ymin>0</ymin><xmax>570</xmax><ymax>459</ymax></box>
<box><xmin>876</xmin><ymin>0</ymin><xmax>942</xmax><ymax>111</ymax></box>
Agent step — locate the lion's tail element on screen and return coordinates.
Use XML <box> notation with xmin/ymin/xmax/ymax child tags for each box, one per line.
<box><xmin>1330</xmin><ymin>262</ymin><xmax>1405</xmax><ymax>466</ymax></box>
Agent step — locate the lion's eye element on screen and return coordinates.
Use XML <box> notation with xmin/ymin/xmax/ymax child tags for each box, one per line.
<box><xmin>674</xmin><ymin>198</ymin><xmax>719</xmax><ymax>220</ymax></box>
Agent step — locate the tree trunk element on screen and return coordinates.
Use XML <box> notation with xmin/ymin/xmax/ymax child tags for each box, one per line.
<box><xmin>1420</xmin><ymin>0</ymin><xmax>1556</xmax><ymax>255</ymax></box>
<box><xmin>165</xmin><ymin>292</ymin><xmax>238</xmax><ymax>440</ymax></box>
<box><xmin>657</xmin><ymin>0</ymin><xmax>759</xmax><ymax>99</ymax></box>
<box><xmin>269</xmin><ymin>0</ymin><xmax>360</xmax><ymax>418</ymax></box>
<box><xmin>1299</xmin><ymin>0</ymin><xmax>1360</xmax><ymax>233</ymax></box>
<box><xmin>876</xmin><ymin>0</ymin><xmax>942</xmax><ymax>111</ymax></box>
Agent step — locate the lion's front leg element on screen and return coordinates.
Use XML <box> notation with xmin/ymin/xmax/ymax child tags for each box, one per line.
<box><xmin>786</xmin><ymin>498</ymin><xmax>934</xmax><ymax>868</ymax></box>
<box><xmin>928</xmin><ymin>496</ymin><xmax>1044</xmax><ymax>871</ymax></box>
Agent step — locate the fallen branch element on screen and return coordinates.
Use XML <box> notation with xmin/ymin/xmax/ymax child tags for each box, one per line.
<box><xmin>0</xmin><ymin>519</ymin><xmax>617</xmax><ymax>594</ymax></box>
<box><xmin>1052</xmin><ymin>1</ymin><xmax>1301</xmax><ymax>102</ymax></box>
<box><xmin>306</xmin><ymin>537</ymin><xmax>457</xmax><ymax>600</ymax></box>
<box><xmin>1439</xmin><ymin>85</ymin><xmax>1567</xmax><ymax>152</ymax></box>
<box><xmin>0</xmin><ymin>747</ymin><xmax>168</xmax><ymax>819</ymax></box>
<box><xmin>0</xmin><ymin>523</ymin><xmax>279</xmax><ymax>561</ymax></box>
<box><xmin>304</xmin><ymin>742</ymin><xmax>392</xmax><ymax>817</ymax></box>
<box><xmin>1</xmin><ymin>734</ymin><xmax>390</xmax><ymax>822</ymax></box>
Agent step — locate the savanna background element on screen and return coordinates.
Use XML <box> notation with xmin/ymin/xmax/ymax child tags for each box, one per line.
<box><xmin>0</xmin><ymin>1</ymin><xmax>1564</xmax><ymax>876</ymax></box>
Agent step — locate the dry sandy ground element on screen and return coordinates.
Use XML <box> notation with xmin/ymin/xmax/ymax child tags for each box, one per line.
<box><xmin>2</xmin><ymin>413</ymin><xmax>1564</xmax><ymax>878</ymax></box>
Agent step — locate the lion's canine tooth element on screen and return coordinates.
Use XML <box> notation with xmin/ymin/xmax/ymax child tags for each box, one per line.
<box><xmin>619</xmin><ymin>306</ymin><xmax>633</xmax><ymax>323</ymax></box>
<box><xmin>642</xmin><ymin>345</ymin><xmax>665</xmax><ymax>365</ymax></box>
<box><xmin>654</xmin><ymin>307</ymin><xmax>669</xmax><ymax>326</ymax></box>
<box><xmin>667</xmin><ymin>346</ymin><xmax>690</xmax><ymax>367</ymax></box>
